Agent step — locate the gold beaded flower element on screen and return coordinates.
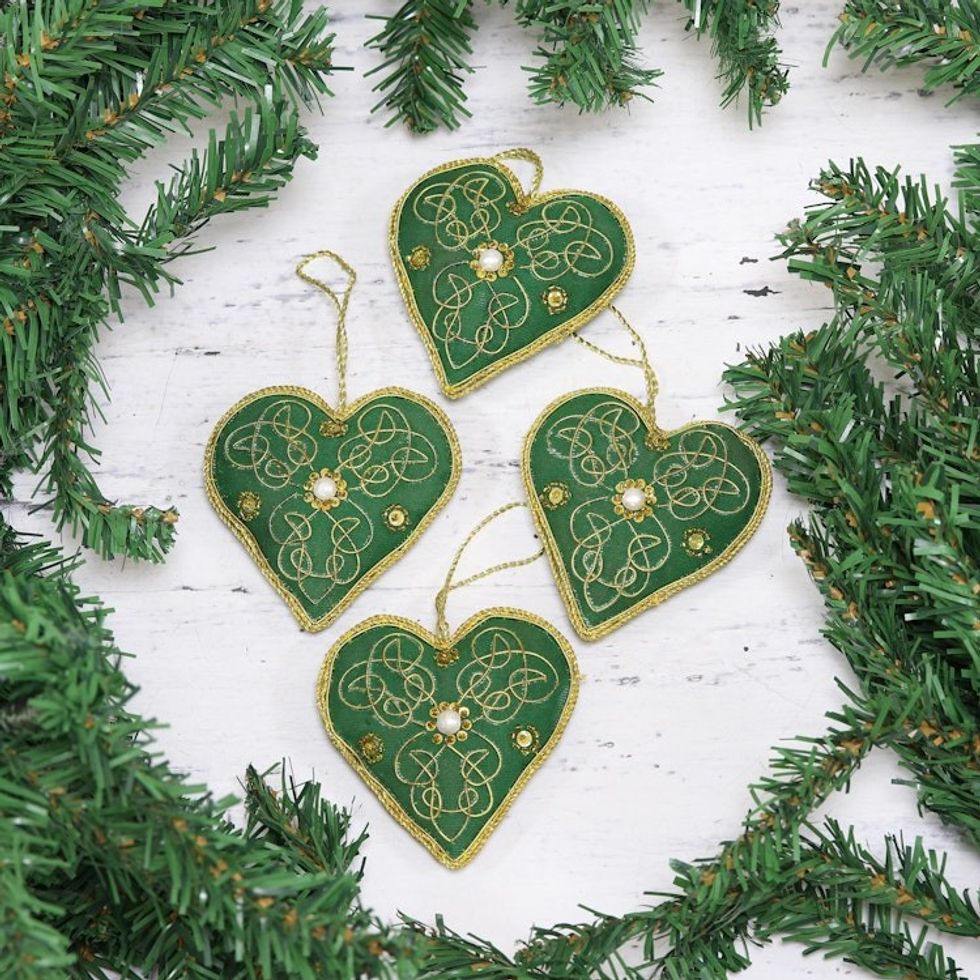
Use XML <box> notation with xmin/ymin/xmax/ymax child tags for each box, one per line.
<box><xmin>612</xmin><ymin>478</ymin><xmax>656</xmax><ymax>522</ymax></box>
<box><xmin>406</xmin><ymin>245</ymin><xmax>431</xmax><ymax>271</ymax></box>
<box><xmin>303</xmin><ymin>467</ymin><xmax>348</xmax><ymax>513</ymax></box>
<box><xmin>359</xmin><ymin>733</ymin><xmax>385</xmax><ymax>765</ymax></box>
<box><xmin>470</xmin><ymin>241</ymin><xmax>515</xmax><ymax>282</ymax></box>
<box><xmin>236</xmin><ymin>490</ymin><xmax>261</xmax><ymax>522</ymax></box>
<box><xmin>511</xmin><ymin>725</ymin><xmax>540</xmax><ymax>755</ymax></box>
<box><xmin>434</xmin><ymin>647</ymin><xmax>459</xmax><ymax>668</ymax></box>
<box><xmin>682</xmin><ymin>527</ymin><xmax>713</xmax><ymax>557</ymax></box>
<box><xmin>541</xmin><ymin>285</ymin><xmax>568</xmax><ymax>315</ymax></box>
<box><xmin>425</xmin><ymin>701</ymin><xmax>472</xmax><ymax>746</ymax></box>
<box><xmin>541</xmin><ymin>481</ymin><xmax>571</xmax><ymax>510</ymax></box>
<box><xmin>383</xmin><ymin>503</ymin><xmax>410</xmax><ymax>532</ymax></box>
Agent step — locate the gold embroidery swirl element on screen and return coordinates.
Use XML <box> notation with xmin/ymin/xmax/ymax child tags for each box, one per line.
<box><xmin>543</xmin><ymin>400</ymin><xmax>753</xmax><ymax>615</ymax></box>
<box><xmin>332</xmin><ymin>624</ymin><xmax>561</xmax><ymax>846</ymax></box>
<box><xmin>411</xmin><ymin>169</ymin><xmax>616</xmax><ymax>374</ymax></box>
<box><xmin>216</xmin><ymin>395</ymin><xmax>444</xmax><ymax>608</ymax></box>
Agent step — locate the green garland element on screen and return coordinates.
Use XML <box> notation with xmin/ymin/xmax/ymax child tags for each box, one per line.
<box><xmin>365</xmin><ymin>0</ymin><xmax>980</xmax><ymax>134</ymax></box>
<box><xmin>0</xmin><ymin>0</ymin><xmax>339</xmax><ymax>562</ymax></box>
<box><xmin>366</xmin><ymin>0</ymin><xmax>786</xmax><ymax>133</ymax></box>
<box><xmin>2</xmin><ymin>2</ymin><xmax>978</xmax><ymax>978</ymax></box>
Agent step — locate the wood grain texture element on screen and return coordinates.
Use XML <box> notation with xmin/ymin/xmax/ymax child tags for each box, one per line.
<box><xmin>6</xmin><ymin>3</ymin><xmax>979</xmax><ymax>974</ymax></box>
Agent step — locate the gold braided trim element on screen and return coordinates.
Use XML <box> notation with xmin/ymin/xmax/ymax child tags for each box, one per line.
<box><xmin>315</xmin><ymin>608</ymin><xmax>581</xmax><ymax>870</ymax></box>
<box><xmin>203</xmin><ymin>384</ymin><xmax>462</xmax><ymax>633</ymax></box>
<box><xmin>389</xmin><ymin>152</ymin><xmax>636</xmax><ymax>399</ymax></box>
<box><xmin>521</xmin><ymin>387</ymin><xmax>774</xmax><ymax>641</ymax></box>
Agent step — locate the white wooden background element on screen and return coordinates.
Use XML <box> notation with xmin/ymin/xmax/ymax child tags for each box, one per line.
<box><xmin>9</xmin><ymin>3</ymin><xmax>980</xmax><ymax>975</ymax></box>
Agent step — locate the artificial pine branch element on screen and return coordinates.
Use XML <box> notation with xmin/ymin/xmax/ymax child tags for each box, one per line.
<box><xmin>828</xmin><ymin>1</ymin><xmax>980</xmax><ymax>102</ymax></box>
<box><xmin>0</xmin><ymin>0</ymin><xmax>340</xmax><ymax>562</ymax></box>
<box><xmin>366</xmin><ymin>0</ymin><xmax>480</xmax><ymax>133</ymax></box>
<box><xmin>677</xmin><ymin>0</ymin><xmax>788</xmax><ymax>126</ymax></box>
<box><xmin>367</xmin><ymin>1</ymin><xmax>789</xmax><ymax>131</ymax></box>
<box><xmin>511</xmin><ymin>0</ymin><xmax>660</xmax><ymax>112</ymax></box>
<box><xmin>0</xmin><ymin>532</ymin><xmax>419</xmax><ymax>978</ymax></box>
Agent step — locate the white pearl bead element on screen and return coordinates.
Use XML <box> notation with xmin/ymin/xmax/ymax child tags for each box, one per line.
<box><xmin>478</xmin><ymin>248</ymin><xmax>504</xmax><ymax>272</ymax></box>
<box><xmin>621</xmin><ymin>487</ymin><xmax>647</xmax><ymax>512</ymax></box>
<box><xmin>435</xmin><ymin>708</ymin><xmax>462</xmax><ymax>736</ymax></box>
<box><xmin>312</xmin><ymin>476</ymin><xmax>337</xmax><ymax>502</ymax></box>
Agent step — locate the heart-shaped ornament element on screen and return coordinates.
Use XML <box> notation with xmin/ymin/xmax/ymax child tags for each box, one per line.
<box><xmin>205</xmin><ymin>385</ymin><xmax>460</xmax><ymax>632</ymax></box>
<box><xmin>524</xmin><ymin>388</ymin><xmax>772</xmax><ymax>640</ymax></box>
<box><xmin>317</xmin><ymin>610</ymin><xmax>579</xmax><ymax>868</ymax></box>
<box><xmin>390</xmin><ymin>152</ymin><xmax>635</xmax><ymax>397</ymax></box>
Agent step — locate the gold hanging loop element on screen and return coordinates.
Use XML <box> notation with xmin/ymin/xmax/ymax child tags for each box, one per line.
<box><xmin>433</xmin><ymin>501</ymin><xmax>543</xmax><ymax>648</ymax></box>
<box><xmin>295</xmin><ymin>249</ymin><xmax>357</xmax><ymax>415</ymax></box>
<box><xmin>573</xmin><ymin>305</ymin><xmax>663</xmax><ymax>436</ymax></box>
<box><xmin>493</xmin><ymin>147</ymin><xmax>544</xmax><ymax>199</ymax></box>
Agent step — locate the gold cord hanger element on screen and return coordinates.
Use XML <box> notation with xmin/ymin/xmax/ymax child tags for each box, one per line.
<box><xmin>492</xmin><ymin>147</ymin><xmax>544</xmax><ymax>198</ymax></box>
<box><xmin>295</xmin><ymin>249</ymin><xmax>356</xmax><ymax>415</ymax></box>
<box><xmin>573</xmin><ymin>305</ymin><xmax>663</xmax><ymax>437</ymax></box>
<box><xmin>434</xmin><ymin>502</ymin><xmax>544</xmax><ymax>647</ymax></box>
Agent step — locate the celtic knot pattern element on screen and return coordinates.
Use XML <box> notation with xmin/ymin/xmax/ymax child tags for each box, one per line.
<box><xmin>539</xmin><ymin>398</ymin><xmax>756</xmax><ymax>616</ymax></box>
<box><xmin>212</xmin><ymin>392</ymin><xmax>449</xmax><ymax>611</ymax></box>
<box><xmin>335</xmin><ymin>625</ymin><xmax>563</xmax><ymax>845</ymax></box>
<box><xmin>405</xmin><ymin>166</ymin><xmax>619</xmax><ymax>372</ymax></box>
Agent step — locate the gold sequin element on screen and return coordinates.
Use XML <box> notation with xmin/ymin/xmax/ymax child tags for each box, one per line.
<box><xmin>319</xmin><ymin>418</ymin><xmax>347</xmax><ymax>437</ymax></box>
<box><xmin>612</xmin><ymin>478</ymin><xmax>656</xmax><ymax>522</ymax></box>
<box><xmin>683</xmin><ymin>528</ymin><xmax>712</xmax><ymax>557</ymax></box>
<box><xmin>236</xmin><ymin>490</ymin><xmax>261</xmax><ymax>522</ymax></box>
<box><xmin>469</xmin><ymin>241</ymin><xmax>515</xmax><ymax>282</ymax></box>
<box><xmin>541</xmin><ymin>481</ymin><xmax>571</xmax><ymax>510</ymax></box>
<box><xmin>383</xmin><ymin>503</ymin><xmax>410</xmax><ymax>532</ymax></box>
<box><xmin>434</xmin><ymin>647</ymin><xmax>459</xmax><ymax>667</ymax></box>
<box><xmin>406</xmin><ymin>245</ymin><xmax>431</xmax><ymax>271</ymax></box>
<box><xmin>511</xmin><ymin>725</ymin><xmax>540</xmax><ymax>755</ymax></box>
<box><xmin>542</xmin><ymin>285</ymin><xmax>568</xmax><ymax>315</ymax></box>
<box><xmin>359</xmin><ymin>732</ymin><xmax>384</xmax><ymax>764</ymax></box>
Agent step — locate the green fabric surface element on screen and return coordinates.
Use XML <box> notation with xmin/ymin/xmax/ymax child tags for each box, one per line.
<box><xmin>321</xmin><ymin>613</ymin><xmax>577</xmax><ymax>866</ymax></box>
<box><xmin>525</xmin><ymin>390</ymin><xmax>770</xmax><ymax>637</ymax></box>
<box><xmin>206</xmin><ymin>387</ymin><xmax>458</xmax><ymax>629</ymax></box>
<box><xmin>392</xmin><ymin>159</ymin><xmax>632</xmax><ymax>393</ymax></box>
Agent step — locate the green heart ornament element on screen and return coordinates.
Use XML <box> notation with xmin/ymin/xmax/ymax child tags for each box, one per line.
<box><xmin>205</xmin><ymin>385</ymin><xmax>460</xmax><ymax>632</ymax></box>
<box><xmin>317</xmin><ymin>610</ymin><xmax>579</xmax><ymax>868</ymax></box>
<box><xmin>390</xmin><ymin>150</ymin><xmax>635</xmax><ymax>397</ymax></box>
<box><xmin>524</xmin><ymin>388</ymin><xmax>772</xmax><ymax>640</ymax></box>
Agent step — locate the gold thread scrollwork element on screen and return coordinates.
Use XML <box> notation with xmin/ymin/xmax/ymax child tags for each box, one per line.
<box><xmin>399</xmin><ymin>164</ymin><xmax>628</xmax><ymax>386</ymax></box>
<box><xmin>316</xmin><ymin>609</ymin><xmax>581</xmax><ymax>868</ymax></box>
<box><xmin>205</xmin><ymin>385</ymin><xmax>462</xmax><ymax>633</ymax></box>
<box><xmin>332</xmin><ymin>623</ymin><xmax>565</xmax><ymax>848</ymax></box>
<box><xmin>539</xmin><ymin>398</ymin><xmax>757</xmax><ymax>617</ymax></box>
